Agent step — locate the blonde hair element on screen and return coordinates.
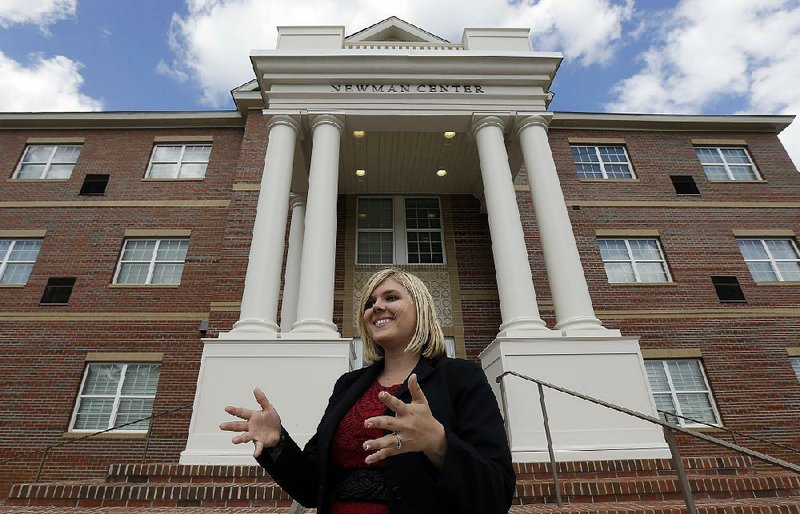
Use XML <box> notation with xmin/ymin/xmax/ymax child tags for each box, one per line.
<box><xmin>357</xmin><ymin>268</ymin><xmax>446</xmax><ymax>363</ymax></box>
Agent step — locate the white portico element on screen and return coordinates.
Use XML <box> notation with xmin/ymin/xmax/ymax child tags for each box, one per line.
<box><xmin>181</xmin><ymin>18</ymin><xmax>669</xmax><ymax>465</ymax></box>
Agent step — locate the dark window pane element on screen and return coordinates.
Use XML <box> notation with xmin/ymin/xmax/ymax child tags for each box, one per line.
<box><xmin>80</xmin><ymin>174</ymin><xmax>110</xmax><ymax>195</ymax></box>
<box><xmin>41</xmin><ymin>277</ymin><xmax>76</xmax><ymax>304</ymax></box>
<box><xmin>711</xmin><ymin>276</ymin><xmax>746</xmax><ymax>303</ymax></box>
<box><xmin>670</xmin><ymin>175</ymin><xmax>700</xmax><ymax>195</ymax></box>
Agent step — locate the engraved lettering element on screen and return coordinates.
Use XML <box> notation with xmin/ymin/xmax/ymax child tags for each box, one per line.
<box><xmin>388</xmin><ymin>85</ymin><xmax>397</xmax><ymax>92</ymax></box>
<box><xmin>464</xmin><ymin>85</ymin><xmax>472</xmax><ymax>93</ymax></box>
<box><xmin>372</xmin><ymin>85</ymin><xmax>385</xmax><ymax>92</ymax></box>
<box><xmin>356</xmin><ymin>84</ymin><xmax>369</xmax><ymax>92</ymax></box>
<box><xmin>429</xmin><ymin>85</ymin><xmax>437</xmax><ymax>92</ymax></box>
<box><xmin>345</xmin><ymin>85</ymin><xmax>353</xmax><ymax>92</ymax></box>
<box><xmin>417</xmin><ymin>85</ymin><xmax>426</xmax><ymax>92</ymax></box>
<box><xmin>439</xmin><ymin>85</ymin><xmax>449</xmax><ymax>92</ymax></box>
<box><xmin>475</xmin><ymin>85</ymin><xmax>484</xmax><ymax>93</ymax></box>
<box><xmin>331</xmin><ymin>85</ymin><xmax>342</xmax><ymax>92</ymax></box>
<box><xmin>453</xmin><ymin>85</ymin><xmax>461</xmax><ymax>93</ymax></box>
<box><xmin>400</xmin><ymin>85</ymin><xmax>410</xmax><ymax>92</ymax></box>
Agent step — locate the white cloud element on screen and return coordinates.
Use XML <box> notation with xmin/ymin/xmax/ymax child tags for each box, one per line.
<box><xmin>0</xmin><ymin>0</ymin><xmax>76</xmax><ymax>30</ymax></box>
<box><xmin>0</xmin><ymin>51</ymin><xmax>103</xmax><ymax>112</ymax></box>
<box><xmin>156</xmin><ymin>59</ymin><xmax>188</xmax><ymax>83</ymax></box>
<box><xmin>165</xmin><ymin>0</ymin><xmax>633</xmax><ymax>107</ymax></box>
<box><xmin>608</xmin><ymin>0</ymin><xmax>800</xmax><ymax>170</ymax></box>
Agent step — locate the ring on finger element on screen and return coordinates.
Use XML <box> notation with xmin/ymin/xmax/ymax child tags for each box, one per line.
<box><xmin>393</xmin><ymin>432</ymin><xmax>403</xmax><ymax>450</ymax></box>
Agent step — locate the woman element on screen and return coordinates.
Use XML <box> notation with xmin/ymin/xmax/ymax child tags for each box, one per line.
<box><xmin>220</xmin><ymin>268</ymin><xmax>514</xmax><ymax>513</ymax></box>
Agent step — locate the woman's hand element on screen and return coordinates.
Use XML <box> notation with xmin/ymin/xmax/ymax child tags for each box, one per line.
<box><xmin>219</xmin><ymin>387</ymin><xmax>282</xmax><ymax>458</ymax></box>
<box><xmin>362</xmin><ymin>373</ymin><xmax>448</xmax><ymax>468</ymax></box>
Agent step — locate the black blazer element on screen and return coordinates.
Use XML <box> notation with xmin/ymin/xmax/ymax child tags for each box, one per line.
<box><xmin>257</xmin><ymin>356</ymin><xmax>515</xmax><ymax>514</ymax></box>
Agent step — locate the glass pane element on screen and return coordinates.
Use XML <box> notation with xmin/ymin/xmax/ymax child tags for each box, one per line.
<box><xmin>628</xmin><ymin>239</ymin><xmax>661</xmax><ymax>260</ymax></box>
<box><xmin>645</xmin><ymin>361</ymin><xmax>670</xmax><ymax>392</ymax></box>
<box><xmin>178</xmin><ymin>162</ymin><xmax>207</xmax><ymax>177</ymax></box>
<box><xmin>637</xmin><ymin>262</ymin><xmax>669</xmax><ymax>282</ymax></box>
<box><xmin>653</xmin><ymin>393</ymin><xmax>678</xmax><ymax>423</ymax></box>
<box><xmin>151</xmin><ymin>263</ymin><xmax>184</xmax><ymax>284</ymax></box>
<box><xmin>676</xmin><ymin>393</ymin><xmax>717</xmax><ymax>424</ymax></box>
<box><xmin>695</xmin><ymin>147</ymin><xmax>722</xmax><ymax>163</ymax></box>
<box><xmin>729</xmin><ymin>165</ymin><xmax>756</xmax><ymax>180</ymax></box>
<box><xmin>83</xmin><ymin>364</ymin><xmax>122</xmax><ymax>395</ymax></box>
<box><xmin>357</xmin><ymin>232</ymin><xmax>393</xmax><ymax>264</ymax></box>
<box><xmin>8</xmin><ymin>240</ymin><xmax>42</xmax><ymax>262</ymax></box>
<box><xmin>122</xmin><ymin>240</ymin><xmax>156</xmax><ymax>261</ymax></box>
<box><xmin>598</xmin><ymin>146</ymin><xmax>627</xmax><ymax>163</ymax></box>
<box><xmin>45</xmin><ymin>164</ymin><xmax>74</xmax><ymax>179</ymax></box>
<box><xmin>155</xmin><ymin>240</ymin><xmax>188</xmax><ymax>261</ymax></box>
<box><xmin>0</xmin><ymin>263</ymin><xmax>34</xmax><ymax>284</ymax></box>
<box><xmin>357</xmin><ymin>198</ymin><xmax>393</xmax><ymax>229</ymax></box>
<box><xmin>0</xmin><ymin>240</ymin><xmax>10</xmax><ymax>256</ymax></box>
<box><xmin>598</xmin><ymin>239</ymin><xmax>629</xmax><ymax>261</ymax></box>
<box><xmin>737</xmin><ymin>239</ymin><xmax>769</xmax><ymax>260</ymax></box>
<box><xmin>53</xmin><ymin>145</ymin><xmax>81</xmax><ymax>163</ymax></box>
<box><xmin>405</xmin><ymin>198</ymin><xmax>441</xmax><ymax>229</ymax></box>
<box><xmin>765</xmin><ymin>239</ymin><xmax>798</xmax><ymax>259</ymax></box>
<box><xmin>571</xmin><ymin>146</ymin><xmax>599</xmax><ymax>163</ymax></box>
<box><xmin>121</xmin><ymin>364</ymin><xmax>160</xmax><ymax>395</ymax></box>
<box><xmin>23</xmin><ymin>145</ymin><xmax>54</xmax><ymax>163</ymax></box>
<box><xmin>148</xmin><ymin>163</ymin><xmax>178</xmax><ymax>178</ymax></box>
<box><xmin>666</xmin><ymin>360</ymin><xmax>706</xmax><ymax>391</ymax></box>
<box><xmin>576</xmin><ymin>163</ymin><xmax>602</xmax><ymax>179</ymax></box>
<box><xmin>117</xmin><ymin>263</ymin><xmax>151</xmax><ymax>284</ymax></box>
<box><xmin>182</xmin><ymin>145</ymin><xmax>211</xmax><ymax>161</ymax></box>
<box><xmin>720</xmin><ymin>148</ymin><xmax>750</xmax><ymax>164</ymax></box>
<box><xmin>73</xmin><ymin>398</ymin><xmax>114</xmax><ymax>430</ymax></box>
<box><xmin>152</xmin><ymin>145</ymin><xmax>182</xmax><ymax>162</ymax></box>
<box><xmin>604</xmin><ymin>164</ymin><xmax>633</xmax><ymax>179</ymax></box>
<box><xmin>702</xmin><ymin>165</ymin><xmax>728</xmax><ymax>180</ymax></box>
<box><xmin>776</xmin><ymin>261</ymin><xmax>800</xmax><ymax>282</ymax></box>
<box><xmin>604</xmin><ymin>262</ymin><xmax>635</xmax><ymax>283</ymax></box>
<box><xmin>746</xmin><ymin>261</ymin><xmax>778</xmax><ymax>282</ymax></box>
<box><xmin>16</xmin><ymin>164</ymin><xmax>46</xmax><ymax>179</ymax></box>
<box><xmin>791</xmin><ymin>358</ymin><xmax>800</xmax><ymax>380</ymax></box>
<box><xmin>115</xmin><ymin>399</ymin><xmax>154</xmax><ymax>430</ymax></box>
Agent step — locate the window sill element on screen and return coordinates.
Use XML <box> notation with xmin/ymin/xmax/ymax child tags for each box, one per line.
<box><xmin>608</xmin><ymin>282</ymin><xmax>677</xmax><ymax>286</ymax></box>
<box><xmin>142</xmin><ymin>178</ymin><xmax>205</xmax><ymax>182</ymax></box>
<box><xmin>109</xmin><ymin>284</ymin><xmax>181</xmax><ymax>288</ymax></box>
<box><xmin>682</xmin><ymin>425</ymin><xmax>724</xmax><ymax>433</ymax></box>
<box><xmin>0</xmin><ymin>284</ymin><xmax>26</xmax><ymax>288</ymax></box>
<box><xmin>706</xmin><ymin>179</ymin><xmax>766</xmax><ymax>183</ymax></box>
<box><xmin>7</xmin><ymin>178</ymin><xmax>70</xmax><ymax>182</ymax></box>
<box><xmin>578</xmin><ymin>178</ymin><xmax>640</xmax><ymax>183</ymax></box>
<box><xmin>355</xmin><ymin>263</ymin><xmax>448</xmax><ymax>268</ymax></box>
<box><xmin>63</xmin><ymin>431</ymin><xmax>148</xmax><ymax>440</ymax></box>
<box><xmin>755</xmin><ymin>281</ymin><xmax>800</xmax><ymax>286</ymax></box>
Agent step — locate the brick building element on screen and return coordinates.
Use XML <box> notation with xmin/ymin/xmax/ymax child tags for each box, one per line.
<box><xmin>1</xmin><ymin>17</ymin><xmax>799</xmax><ymax>505</ymax></box>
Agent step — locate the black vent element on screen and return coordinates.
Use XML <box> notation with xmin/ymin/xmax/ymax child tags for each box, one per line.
<box><xmin>41</xmin><ymin>277</ymin><xmax>76</xmax><ymax>304</ymax></box>
<box><xmin>711</xmin><ymin>276</ymin><xmax>746</xmax><ymax>303</ymax></box>
<box><xmin>80</xmin><ymin>174</ymin><xmax>109</xmax><ymax>195</ymax></box>
<box><xmin>671</xmin><ymin>175</ymin><xmax>700</xmax><ymax>195</ymax></box>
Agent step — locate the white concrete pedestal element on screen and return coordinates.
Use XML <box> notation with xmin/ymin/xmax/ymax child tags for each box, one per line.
<box><xmin>180</xmin><ymin>337</ymin><xmax>352</xmax><ymax>465</ymax></box>
<box><xmin>480</xmin><ymin>337</ymin><xmax>670</xmax><ymax>462</ymax></box>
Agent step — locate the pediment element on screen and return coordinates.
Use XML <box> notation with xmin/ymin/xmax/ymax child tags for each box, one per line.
<box><xmin>346</xmin><ymin>16</ymin><xmax>449</xmax><ymax>44</ymax></box>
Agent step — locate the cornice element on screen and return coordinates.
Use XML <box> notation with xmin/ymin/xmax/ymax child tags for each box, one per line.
<box><xmin>551</xmin><ymin>112</ymin><xmax>794</xmax><ymax>134</ymax></box>
<box><xmin>0</xmin><ymin>111</ymin><xmax>245</xmax><ymax>130</ymax></box>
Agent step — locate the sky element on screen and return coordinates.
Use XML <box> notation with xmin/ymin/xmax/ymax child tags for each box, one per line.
<box><xmin>0</xmin><ymin>0</ymin><xmax>798</xmax><ymax>169</ymax></box>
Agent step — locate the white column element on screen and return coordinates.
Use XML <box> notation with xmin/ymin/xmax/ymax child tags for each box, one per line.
<box><xmin>280</xmin><ymin>194</ymin><xmax>306</xmax><ymax>333</ymax></box>
<box><xmin>517</xmin><ymin>115</ymin><xmax>611</xmax><ymax>335</ymax></box>
<box><xmin>472</xmin><ymin>116</ymin><xmax>549</xmax><ymax>337</ymax></box>
<box><xmin>225</xmin><ymin>115</ymin><xmax>299</xmax><ymax>338</ymax></box>
<box><xmin>290</xmin><ymin>114</ymin><xmax>343</xmax><ymax>337</ymax></box>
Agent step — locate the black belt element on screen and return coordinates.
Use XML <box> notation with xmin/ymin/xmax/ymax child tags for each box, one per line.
<box><xmin>331</xmin><ymin>468</ymin><xmax>400</xmax><ymax>503</ymax></box>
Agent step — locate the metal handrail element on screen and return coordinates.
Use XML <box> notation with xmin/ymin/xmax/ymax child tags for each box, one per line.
<box><xmin>497</xmin><ymin>371</ymin><xmax>800</xmax><ymax>513</ymax></box>
<box><xmin>657</xmin><ymin>409</ymin><xmax>800</xmax><ymax>454</ymax></box>
<box><xmin>0</xmin><ymin>402</ymin><xmax>194</xmax><ymax>481</ymax></box>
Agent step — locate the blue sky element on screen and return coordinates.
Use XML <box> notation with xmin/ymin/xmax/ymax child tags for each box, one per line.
<box><xmin>0</xmin><ymin>0</ymin><xmax>798</xmax><ymax>167</ymax></box>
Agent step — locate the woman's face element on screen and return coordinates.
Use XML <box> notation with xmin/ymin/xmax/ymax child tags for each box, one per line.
<box><xmin>363</xmin><ymin>277</ymin><xmax>417</xmax><ymax>353</ymax></box>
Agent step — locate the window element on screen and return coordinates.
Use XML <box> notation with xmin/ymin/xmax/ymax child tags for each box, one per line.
<box><xmin>145</xmin><ymin>144</ymin><xmax>211</xmax><ymax>179</ymax></box>
<box><xmin>351</xmin><ymin>337</ymin><xmax>456</xmax><ymax>369</ymax></box>
<box><xmin>791</xmin><ymin>358</ymin><xmax>800</xmax><ymax>381</ymax></box>
<box><xmin>0</xmin><ymin>239</ymin><xmax>42</xmax><ymax>284</ymax></box>
<box><xmin>711</xmin><ymin>276</ymin><xmax>746</xmax><ymax>303</ymax></box>
<box><xmin>113</xmin><ymin>239</ymin><xmax>189</xmax><ymax>285</ymax></box>
<box><xmin>737</xmin><ymin>238</ymin><xmax>800</xmax><ymax>282</ymax></box>
<box><xmin>694</xmin><ymin>147</ymin><xmax>760</xmax><ymax>181</ymax></box>
<box><xmin>670</xmin><ymin>175</ymin><xmax>700</xmax><ymax>195</ymax></box>
<box><xmin>40</xmin><ymin>277</ymin><xmax>76</xmax><ymax>304</ymax></box>
<box><xmin>571</xmin><ymin>145</ymin><xmax>634</xmax><ymax>180</ymax></box>
<box><xmin>70</xmin><ymin>363</ymin><xmax>160</xmax><ymax>432</ymax></box>
<box><xmin>645</xmin><ymin>359</ymin><xmax>719</xmax><ymax>427</ymax></box>
<box><xmin>357</xmin><ymin>197</ymin><xmax>444</xmax><ymax>265</ymax></box>
<box><xmin>13</xmin><ymin>144</ymin><xmax>81</xmax><ymax>179</ymax></box>
<box><xmin>598</xmin><ymin>238</ymin><xmax>671</xmax><ymax>283</ymax></box>
<box><xmin>80</xmin><ymin>174</ymin><xmax>110</xmax><ymax>195</ymax></box>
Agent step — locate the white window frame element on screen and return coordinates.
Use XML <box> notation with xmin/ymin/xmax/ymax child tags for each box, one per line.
<box><xmin>12</xmin><ymin>144</ymin><xmax>82</xmax><ymax>179</ymax></box>
<box><xmin>351</xmin><ymin>336</ymin><xmax>456</xmax><ymax>369</ymax></box>
<box><xmin>791</xmin><ymin>357</ymin><xmax>800</xmax><ymax>382</ymax></box>
<box><xmin>646</xmin><ymin>359</ymin><xmax>721</xmax><ymax>428</ymax></box>
<box><xmin>112</xmin><ymin>238</ymin><xmax>189</xmax><ymax>285</ymax></box>
<box><xmin>694</xmin><ymin>146</ymin><xmax>761</xmax><ymax>181</ymax></box>
<box><xmin>571</xmin><ymin>145</ymin><xmax>635</xmax><ymax>180</ymax></box>
<box><xmin>0</xmin><ymin>239</ymin><xmax>42</xmax><ymax>285</ymax></box>
<box><xmin>737</xmin><ymin>238</ymin><xmax>800</xmax><ymax>282</ymax></box>
<box><xmin>356</xmin><ymin>196</ymin><xmax>446</xmax><ymax>265</ymax></box>
<box><xmin>69</xmin><ymin>362</ymin><xmax>160</xmax><ymax>433</ymax></box>
<box><xmin>598</xmin><ymin>238</ymin><xmax>672</xmax><ymax>283</ymax></box>
<box><xmin>145</xmin><ymin>143</ymin><xmax>212</xmax><ymax>179</ymax></box>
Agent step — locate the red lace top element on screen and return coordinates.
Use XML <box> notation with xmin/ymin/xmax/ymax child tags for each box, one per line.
<box><xmin>329</xmin><ymin>379</ymin><xmax>402</xmax><ymax>514</ymax></box>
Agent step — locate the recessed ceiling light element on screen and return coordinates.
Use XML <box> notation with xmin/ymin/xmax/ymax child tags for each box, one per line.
<box><xmin>356</xmin><ymin>169</ymin><xmax>366</xmax><ymax>176</ymax></box>
<box><xmin>353</xmin><ymin>130</ymin><xmax>366</xmax><ymax>138</ymax></box>
<box><xmin>436</xmin><ymin>169</ymin><xmax>447</xmax><ymax>177</ymax></box>
<box><xmin>443</xmin><ymin>131</ymin><xmax>456</xmax><ymax>139</ymax></box>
